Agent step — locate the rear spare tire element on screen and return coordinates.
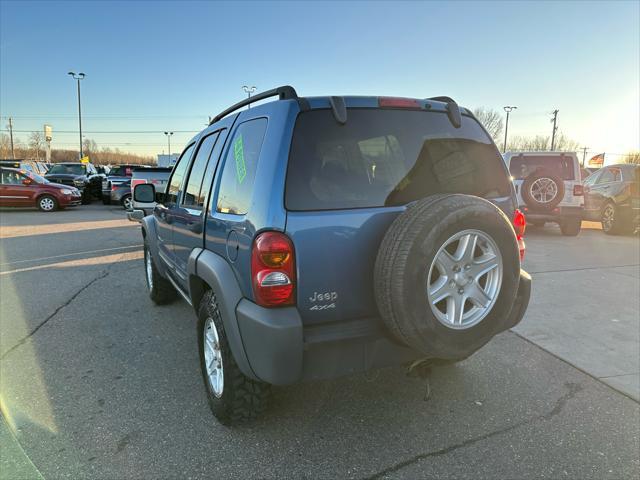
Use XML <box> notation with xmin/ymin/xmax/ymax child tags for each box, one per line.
<box><xmin>374</xmin><ymin>194</ymin><xmax>520</xmax><ymax>359</ymax></box>
<box><xmin>521</xmin><ymin>170</ymin><xmax>564</xmax><ymax>211</ymax></box>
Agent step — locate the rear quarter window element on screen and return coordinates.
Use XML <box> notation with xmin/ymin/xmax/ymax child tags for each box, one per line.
<box><xmin>216</xmin><ymin>118</ymin><xmax>267</xmax><ymax>215</ymax></box>
<box><xmin>285</xmin><ymin>109</ymin><xmax>511</xmax><ymax>211</ymax></box>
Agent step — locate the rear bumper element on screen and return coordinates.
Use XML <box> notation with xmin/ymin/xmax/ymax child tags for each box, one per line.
<box><xmin>522</xmin><ymin>205</ymin><xmax>583</xmax><ymax>222</ymax></box>
<box><xmin>235</xmin><ymin>269</ymin><xmax>532</xmax><ymax>386</ymax></box>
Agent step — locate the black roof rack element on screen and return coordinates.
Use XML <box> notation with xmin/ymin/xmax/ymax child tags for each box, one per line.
<box><xmin>210</xmin><ymin>85</ymin><xmax>300</xmax><ymax>125</ymax></box>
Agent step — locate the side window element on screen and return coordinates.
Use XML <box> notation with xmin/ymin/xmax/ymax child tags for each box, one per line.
<box><xmin>1</xmin><ymin>170</ymin><xmax>24</xmax><ymax>185</ymax></box>
<box><xmin>216</xmin><ymin>119</ymin><xmax>268</xmax><ymax>215</ymax></box>
<box><xmin>182</xmin><ymin>132</ymin><xmax>221</xmax><ymax>208</ymax></box>
<box><xmin>610</xmin><ymin>168</ymin><xmax>622</xmax><ymax>182</ymax></box>
<box><xmin>596</xmin><ymin>169</ymin><xmax>615</xmax><ymax>184</ymax></box>
<box><xmin>583</xmin><ymin>172</ymin><xmax>600</xmax><ymax>186</ymax></box>
<box><xmin>166</xmin><ymin>143</ymin><xmax>195</xmax><ymax>204</ymax></box>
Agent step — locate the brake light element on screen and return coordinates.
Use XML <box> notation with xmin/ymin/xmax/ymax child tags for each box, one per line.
<box><xmin>378</xmin><ymin>97</ymin><xmax>421</xmax><ymax>109</ymax></box>
<box><xmin>573</xmin><ymin>185</ymin><xmax>584</xmax><ymax>196</ymax></box>
<box><xmin>513</xmin><ymin>209</ymin><xmax>526</xmax><ymax>262</ymax></box>
<box><xmin>251</xmin><ymin>232</ymin><xmax>296</xmax><ymax>307</ymax></box>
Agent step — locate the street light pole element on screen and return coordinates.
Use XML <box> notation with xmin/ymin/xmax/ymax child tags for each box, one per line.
<box><xmin>164</xmin><ymin>131</ymin><xmax>173</xmax><ymax>156</ymax></box>
<box><xmin>242</xmin><ymin>85</ymin><xmax>256</xmax><ymax>108</ymax></box>
<box><xmin>502</xmin><ymin>106</ymin><xmax>517</xmax><ymax>153</ymax></box>
<box><xmin>68</xmin><ymin>72</ymin><xmax>86</xmax><ymax>159</ymax></box>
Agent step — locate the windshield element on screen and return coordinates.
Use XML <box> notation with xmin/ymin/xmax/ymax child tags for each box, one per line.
<box><xmin>109</xmin><ymin>165</ymin><xmax>137</xmax><ymax>176</ymax></box>
<box><xmin>286</xmin><ymin>109</ymin><xmax>511</xmax><ymax>210</ymax></box>
<box><xmin>48</xmin><ymin>164</ymin><xmax>86</xmax><ymax>175</ymax></box>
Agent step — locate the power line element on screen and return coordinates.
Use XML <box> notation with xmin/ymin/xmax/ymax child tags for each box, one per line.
<box><xmin>0</xmin><ymin>129</ymin><xmax>198</xmax><ymax>134</ymax></box>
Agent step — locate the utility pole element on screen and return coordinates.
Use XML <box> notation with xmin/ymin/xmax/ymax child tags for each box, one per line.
<box><xmin>7</xmin><ymin>117</ymin><xmax>15</xmax><ymax>159</ymax></box>
<box><xmin>581</xmin><ymin>147</ymin><xmax>588</xmax><ymax>166</ymax></box>
<box><xmin>550</xmin><ymin>109</ymin><xmax>559</xmax><ymax>151</ymax></box>
<box><xmin>502</xmin><ymin>106</ymin><xmax>517</xmax><ymax>153</ymax></box>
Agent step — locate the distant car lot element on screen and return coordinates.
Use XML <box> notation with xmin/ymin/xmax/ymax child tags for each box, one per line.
<box><xmin>0</xmin><ymin>204</ymin><xmax>638</xmax><ymax>479</ymax></box>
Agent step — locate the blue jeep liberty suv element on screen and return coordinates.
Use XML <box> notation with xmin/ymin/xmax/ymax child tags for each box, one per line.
<box><xmin>134</xmin><ymin>86</ymin><xmax>531</xmax><ymax>424</ymax></box>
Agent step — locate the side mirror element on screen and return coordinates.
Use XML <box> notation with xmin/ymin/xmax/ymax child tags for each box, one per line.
<box><xmin>134</xmin><ymin>183</ymin><xmax>156</xmax><ymax>203</ymax></box>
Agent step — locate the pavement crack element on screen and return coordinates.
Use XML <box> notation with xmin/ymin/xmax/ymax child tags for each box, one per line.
<box><xmin>362</xmin><ymin>382</ymin><xmax>583</xmax><ymax>480</ymax></box>
<box><xmin>0</xmin><ymin>270</ymin><xmax>110</xmax><ymax>361</ymax></box>
<box><xmin>528</xmin><ymin>264</ymin><xmax>639</xmax><ymax>275</ymax></box>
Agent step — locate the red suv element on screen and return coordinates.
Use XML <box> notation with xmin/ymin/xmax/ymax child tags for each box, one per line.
<box><xmin>0</xmin><ymin>167</ymin><xmax>82</xmax><ymax>212</ymax></box>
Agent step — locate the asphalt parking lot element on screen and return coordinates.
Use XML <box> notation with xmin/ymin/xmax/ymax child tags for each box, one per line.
<box><xmin>1</xmin><ymin>205</ymin><xmax>639</xmax><ymax>480</ymax></box>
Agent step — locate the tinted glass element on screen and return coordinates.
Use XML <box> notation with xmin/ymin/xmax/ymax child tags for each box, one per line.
<box><xmin>48</xmin><ymin>164</ymin><xmax>86</xmax><ymax>175</ymax></box>
<box><xmin>596</xmin><ymin>168</ymin><xmax>616</xmax><ymax>184</ymax></box>
<box><xmin>182</xmin><ymin>132</ymin><xmax>220</xmax><ymax>208</ymax></box>
<box><xmin>166</xmin><ymin>143</ymin><xmax>195</xmax><ymax>204</ymax></box>
<box><xmin>109</xmin><ymin>165</ymin><xmax>138</xmax><ymax>176</ymax></box>
<box><xmin>286</xmin><ymin>109</ymin><xmax>510</xmax><ymax>211</ymax></box>
<box><xmin>1</xmin><ymin>169</ymin><xmax>24</xmax><ymax>184</ymax></box>
<box><xmin>509</xmin><ymin>155</ymin><xmax>575</xmax><ymax>181</ymax></box>
<box><xmin>216</xmin><ymin>119</ymin><xmax>267</xmax><ymax>215</ymax></box>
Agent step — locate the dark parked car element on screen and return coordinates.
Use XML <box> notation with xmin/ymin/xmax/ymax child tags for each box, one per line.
<box><xmin>101</xmin><ymin>164</ymin><xmax>143</xmax><ymax>206</ymax></box>
<box><xmin>45</xmin><ymin>162</ymin><xmax>102</xmax><ymax>204</ymax></box>
<box><xmin>583</xmin><ymin>163</ymin><xmax>640</xmax><ymax>234</ymax></box>
<box><xmin>0</xmin><ymin>167</ymin><xmax>82</xmax><ymax>211</ymax></box>
<box><xmin>134</xmin><ymin>86</ymin><xmax>531</xmax><ymax>424</ymax></box>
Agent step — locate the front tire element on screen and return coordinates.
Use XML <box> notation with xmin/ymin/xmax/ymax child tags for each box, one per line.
<box><xmin>560</xmin><ymin>217</ymin><xmax>581</xmax><ymax>236</ymax></box>
<box><xmin>602</xmin><ymin>202</ymin><xmax>623</xmax><ymax>235</ymax></box>
<box><xmin>144</xmin><ymin>243</ymin><xmax>176</xmax><ymax>304</ymax></box>
<box><xmin>37</xmin><ymin>195</ymin><xmax>58</xmax><ymax>212</ymax></box>
<box><xmin>198</xmin><ymin>290</ymin><xmax>270</xmax><ymax>425</ymax></box>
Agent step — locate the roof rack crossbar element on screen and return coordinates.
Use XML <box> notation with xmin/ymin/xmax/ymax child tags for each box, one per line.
<box><xmin>210</xmin><ymin>85</ymin><xmax>299</xmax><ymax>124</ymax></box>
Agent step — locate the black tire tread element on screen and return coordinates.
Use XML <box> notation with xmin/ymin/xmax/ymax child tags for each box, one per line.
<box><xmin>144</xmin><ymin>244</ymin><xmax>176</xmax><ymax>305</ymax></box>
<box><xmin>198</xmin><ymin>290</ymin><xmax>270</xmax><ymax>424</ymax></box>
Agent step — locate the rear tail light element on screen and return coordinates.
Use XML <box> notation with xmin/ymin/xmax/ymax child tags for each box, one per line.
<box><xmin>378</xmin><ymin>97</ymin><xmax>421</xmax><ymax>109</ymax></box>
<box><xmin>513</xmin><ymin>209</ymin><xmax>526</xmax><ymax>262</ymax></box>
<box><xmin>251</xmin><ymin>232</ymin><xmax>296</xmax><ymax>307</ymax></box>
<box><xmin>573</xmin><ymin>185</ymin><xmax>584</xmax><ymax>196</ymax></box>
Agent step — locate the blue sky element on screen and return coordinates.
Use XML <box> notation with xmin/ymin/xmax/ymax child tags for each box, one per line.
<box><xmin>1</xmin><ymin>0</ymin><xmax>638</xmax><ymax>161</ymax></box>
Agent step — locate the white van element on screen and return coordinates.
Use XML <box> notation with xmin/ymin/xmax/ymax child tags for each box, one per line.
<box><xmin>502</xmin><ymin>152</ymin><xmax>584</xmax><ymax>236</ymax></box>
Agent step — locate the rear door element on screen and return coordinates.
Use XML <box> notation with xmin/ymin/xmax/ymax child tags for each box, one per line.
<box><xmin>171</xmin><ymin>128</ymin><xmax>228</xmax><ymax>287</ymax></box>
<box><xmin>154</xmin><ymin>143</ymin><xmax>195</xmax><ymax>272</ymax></box>
<box><xmin>284</xmin><ymin>108</ymin><xmax>514</xmax><ymax>325</ymax></box>
<box><xmin>585</xmin><ymin>167</ymin><xmax>618</xmax><ymax>216</ymax></box>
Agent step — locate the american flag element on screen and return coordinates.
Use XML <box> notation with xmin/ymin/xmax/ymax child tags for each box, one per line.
<box><xmin>588</xmin><ymin>153</ymin><xmax>605</xmax><ymax>167</ymax></box>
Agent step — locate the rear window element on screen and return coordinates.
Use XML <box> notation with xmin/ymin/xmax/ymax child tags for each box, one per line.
<box><xmin>285</xmin><ymin>109</ymin><xmax>511</xmax><ymax>211</ymax></box>
<box><xmin>508</xmin><ymin>155</ymin><xmax>575</xmax><ymax>181</ymax></box>
<box><xmin>109</xmin><ymin>165</ymin><xmax>137</xmax><ymax>176</ymax></box>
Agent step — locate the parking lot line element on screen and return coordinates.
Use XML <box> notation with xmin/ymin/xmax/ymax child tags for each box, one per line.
<box><xmin>0</xmin><ymin>250</ymin><xmax>144</xmax><ymax>275</ymax></box>
<box><xmin>0</xmin><ymin>244</ymin><xmax>143</xmax><ymax>267</ymax></box>
<box><xmin>0</xmin><ymin>219</ymin><xmax>135</xmax><ymax>239</ymax></box>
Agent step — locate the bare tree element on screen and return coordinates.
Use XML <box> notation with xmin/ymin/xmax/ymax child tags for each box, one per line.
<box><xmin>28</xmin><ymin>132</ymin><xmax>44</xmax><ymax>160</ymax></box>
<box><xmin>82</xmin><ymin>138</ymin><xmax>99</xmax><ymax>159</ymax></box>
<box><xmin>0</xmin><ymin>133</ymin><xmax>11</xmax><ymax>158</ymax></box>
<box><xmin>622</xmin><ymin>151</ymin><xmax>640</xmax><ymax>164</ymax></box>
<box><xmin>472</xmin><ymin>107</ymin><xmax>504</xmax><ymax>144</ymax></box>
<box><xmin>507</xmin><ymin>131</ymin><xmax>579</xmax><ymax>152</ymax></box>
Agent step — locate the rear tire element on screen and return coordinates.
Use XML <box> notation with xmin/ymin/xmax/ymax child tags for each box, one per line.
<box><xmin>521</xmin><ymin>170</ymin><xmax>564</xmax><ymax>211</ymax></box>
<box><xmin>560</xmin><ymin>217</ymin><xmax>581</xmax><ymax>236</ymax></box>
<box><xmin>144</xmin><ymin>243</ymin><xmax>176</xmax><ymax>304</ymax></box>
<box><xmin>602</xmin><ymin>202</ymin><xmax>623</xmax><ymax>235</ymax></box>
<box><xmin>198</xmin><ymin>290</ymin><xmax>270</xmax><ymax>425</ymax></box>
<box><xmin>374</xmin><ymin>194</ymin><xmax>520</xmax><ymax>359</ymax></box>
<box><xmin>37</xmin><ymin>195</ymin><xmax>58</xmax><ymax>212</ymax></box>
<box><xmin>121</xmin><ymin>194</ymin><xmax>132</xmax><ymax>210</ymax></box>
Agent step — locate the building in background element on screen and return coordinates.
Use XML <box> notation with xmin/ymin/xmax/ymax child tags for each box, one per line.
<box><xmin>157</xmin><ymin>153</ymin><xmax>178</xmax><ymax>168</ymax></box>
